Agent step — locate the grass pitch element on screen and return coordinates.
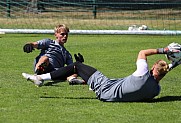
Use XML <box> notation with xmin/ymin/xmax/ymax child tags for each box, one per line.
<box><xmin>1</xmin><ymin>34</ymin><xmax>181</xmax><ymax>123</ymax></box>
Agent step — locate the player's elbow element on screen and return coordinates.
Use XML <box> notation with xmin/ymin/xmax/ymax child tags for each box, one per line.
<box><xmin>137</xmin><ymin>50</ymin><xmax>147</xmax><ymax>60</ymax></box>
<box><xmin>139</xmin><ymin>50</ymin><xmax>147</xmax><ymax>56</ymax></box>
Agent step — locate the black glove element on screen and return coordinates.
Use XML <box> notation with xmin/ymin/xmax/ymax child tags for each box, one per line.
<box><xmin>74</xmin><ymin>53</ymin><xmax>84</xmax><ymax>63</ymax></box>
<box><xmin>23</xmin><ymin>43</ymin><xmax>34</xmax><ymax>53</ymax></box>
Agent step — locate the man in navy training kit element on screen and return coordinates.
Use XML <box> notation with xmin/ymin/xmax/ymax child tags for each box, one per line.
<box><xmin>23</xmin><ymin>24</ymin><xmax>84</xmax><ymax>85</ymax></box>
<box><xmin>22</xmin><ymin>44</ymin><xmax>181</xmax><ymax>102</ymax></box>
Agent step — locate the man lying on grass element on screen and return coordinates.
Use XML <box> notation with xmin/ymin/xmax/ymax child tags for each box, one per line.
<box><xmin>22</xmin><ymin>43</ymin><xmax>181</xmax><ymax>102</ymax></box>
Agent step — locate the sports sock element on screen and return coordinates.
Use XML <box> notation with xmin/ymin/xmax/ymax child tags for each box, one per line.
<box><xmin>67</xmin><ymin>76</ymin><xmax>76</xmax><ymax>82</ymax></box>
<box><xmin>50</xmin><ymin>63</ymin><xmax>75</xmax><ymax>80</ymax></box>
<box><xmin>74</xmin><ymin>62</ymin><xmax>97</xmax><ymax>82</ymax></box>
<box><xmin>48</xmin><ymin>62</ymin><xmax>97</xmax><ymax>82</ymax></box>
<box><xmin>38</xmin><ymin>73</ymin><xmax>51</xmax><ymax>81</ymax></box>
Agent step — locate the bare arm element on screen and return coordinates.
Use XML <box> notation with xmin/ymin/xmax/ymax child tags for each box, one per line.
<box><xmin>29</xmin><ymin>42</ymin><xmax>38</xmax><ymax>48</ymax></box>
<box><xmin>137</xmin><ymin>49</ymin><xmax>158</xmax><ymax>61</ymax></box>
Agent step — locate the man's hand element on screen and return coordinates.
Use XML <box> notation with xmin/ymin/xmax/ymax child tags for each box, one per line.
<box><xmin>35</xmin><ymin>62</ymin><xmax>48</xmax><ymax>75</ymax></box>
<box><xmin>23</xmin><ymin>43</ymin><xmax>34</xmax><ymax>53</ymax></box>
<box><xmin>167</xmin><ymin>42</ymin><xmax>181</xmax><ymax>53</ymax></box>
<box><xmin>74</xmin><ymin>53</ymin><xmax>84</xmax><ymax>63</ymax></box>
<box><xmin>157</xmin><ymin>42</ymin><xmax>181</xmax><ymax>54</ymax></box>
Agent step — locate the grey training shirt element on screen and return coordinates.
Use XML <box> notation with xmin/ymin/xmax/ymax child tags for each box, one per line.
<box><xmin>37</xmin><ymin>38</ymin><xmax>73</xmax><ymax>70</ymax></box>
<box><xmin>88</xmin><ymin>59</ymin><xmax>160</xmax><ymax>102</ymax></box>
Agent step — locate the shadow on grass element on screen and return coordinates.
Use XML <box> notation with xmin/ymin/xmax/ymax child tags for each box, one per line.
<box><xmin>121</xmin><ymin>96</ymin><xmax>181</xmax><ymax>103</ymax></box>
<box><xmin>40</xmin><ymin>95</ymin><xmax>181</xmax><ymax>102</ymax></box>
<box><xmin>40</xmin><ymin>96</ymin><xmax>97</xmax><ymax>100</ymax></box>
<box><xmin>148</xmin><ymin>96</ymin><xmax>181</xmax><ymax>103</ymax></box>
<box><xmin>43</xmin><ymin>81</ymin><xmax>65</xmax><ymax>86</ymax></box>
<box><xmin>43</xmin><ymin>81</ymin><xmax>86</xmax><ymax>87</ymax></box>
<box><xmin>43</xmin><ymin>82</ymin><xmax>59</xmax><ymax>86</ymax></box>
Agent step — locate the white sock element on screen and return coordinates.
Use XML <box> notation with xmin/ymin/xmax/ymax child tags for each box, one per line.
<box><xmin>67</xmin><ymin>76</ymin><xmax>76</xmax><ymax>82</ymax></box>
<box><xmin>38</xmin><ymin>73</ymin><xmax>51</xmax><ymax>81</ymax></box>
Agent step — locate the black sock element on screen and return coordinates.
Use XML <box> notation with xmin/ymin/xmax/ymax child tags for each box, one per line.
<box><xmin>50</xmin><ymin>63</ymin><xmax>75</xmax><ymax>80</ymax></box>
<box><xmin>74</xmin><ymin>62</ymin><xmax>97</xmax><ymax>82</ymax></box>
<box><xmin>50</xmin><ymin>62</ymin><xmax>97</xmax><ymax>82</ymax></box>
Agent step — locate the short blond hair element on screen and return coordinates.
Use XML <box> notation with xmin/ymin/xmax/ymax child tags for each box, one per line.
<box><xmin>155</xmin><ymin>60</ymin><xmax>169</xmax><ymax>76</ymax></box>
<box><xmin>54</xmin><ymin>24</ymin><xmax>69</xmax><ymax>33</ymax></box>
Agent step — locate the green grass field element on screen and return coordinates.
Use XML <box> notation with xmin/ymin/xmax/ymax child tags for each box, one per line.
<box><xmin>1</xmin><ymin>34</ymin><xmax>181</xmax><ymax>123</ymax></box>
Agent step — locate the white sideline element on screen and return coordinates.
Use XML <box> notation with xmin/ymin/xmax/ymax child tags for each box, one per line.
<box><xmin>0</xmin><ymin>29</ymin><xmax>181</xmax><ymax>35</ymax></box>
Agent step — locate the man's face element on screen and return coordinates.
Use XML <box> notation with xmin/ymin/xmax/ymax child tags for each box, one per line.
<box><xmin>55</xmin><ymin>29</ymin><xmax>69</xmax><ymax>45</ymax></box>
<box><xmin>152</xmin><ymin>64</ymin><xmax>159</xmax><ymax>76</ymax></box>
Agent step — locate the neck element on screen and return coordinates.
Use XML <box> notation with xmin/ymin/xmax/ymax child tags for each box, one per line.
<box><xmin>56</xmin><ymin>40</ymin><xmax>64</xmax><ymax>46</ymax></box>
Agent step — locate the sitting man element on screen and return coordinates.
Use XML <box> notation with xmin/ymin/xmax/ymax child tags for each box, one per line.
<box><xmin>23</xmin><ymin>24</ymin><xmax>84</xmax><ymax>85</ymax></box>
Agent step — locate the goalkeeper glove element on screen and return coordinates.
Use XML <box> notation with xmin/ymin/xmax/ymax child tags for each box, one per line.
<box><xmin>157</xmin><ymin>42</ymin><xmax>181</xmax><ymax>54</ymax></box>
<box><xmin>23</xmin><ymin>43</ymin><xmax>34</xmax><ymax>53</ymax></box>
<box><xmin>168</xmin><ymin>42</ymin><xmax>181</xmax><ymax>52</ymax></box>
<box><xmin>74</xmin><ymin>53</ymin><xmax>84</xmax><ymax>63</ymax></box>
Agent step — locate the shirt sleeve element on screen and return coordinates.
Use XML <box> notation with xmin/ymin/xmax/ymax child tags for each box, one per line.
<box><xmin>132</xmin><ymin>59</ymin><xmax>149</xmax><ymax>76</ymax></box>
<box><xmin>37</xmin><ymin>39</ymin><xmax>51</xmax><ymax>49</ymax></box>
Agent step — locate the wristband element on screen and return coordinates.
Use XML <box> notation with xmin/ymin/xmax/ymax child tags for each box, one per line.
<box><xmin>157</xmin><ymin>48</ymin><xmax>165</xmax><ymax>54</ymax></box>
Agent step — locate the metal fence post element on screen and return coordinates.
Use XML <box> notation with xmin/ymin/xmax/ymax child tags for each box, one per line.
<box><xmin>6</xmin><ymin>0</ymin><xmax>11</xmax><ymax>17</ymax></box>
<box><xmin>93</xmin><ymin>0</ymin><xmax>97</xmax><ymax>19</ymax></box>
